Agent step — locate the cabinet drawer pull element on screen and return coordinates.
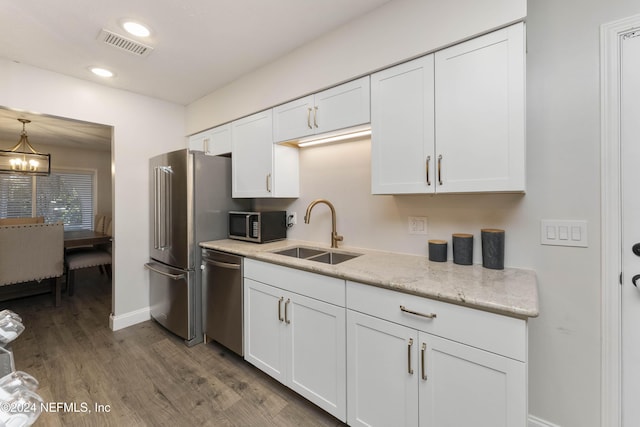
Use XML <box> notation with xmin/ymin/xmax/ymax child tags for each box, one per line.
<box><xmin>407</xmin><ymin>338</ymin><xmax>414</xmax><ymax>375</ymax></box>
<box><xmin>421</xmin><ymin>342</ymin><xmax>427</xmax><ymax>381</ymax></box>
<box><xmin>307</xmin><ymin>107</ymin><xmax>313</xmax><ymax>129</ymax></box>
<box><xmin>278</xmin><ymin>297</ymin><xmax>284</xmax><ymax>322</ymax></box>
<box><xmin>313</xmin><ymin>106</ymin><xmax>319</xmax><ymax>128</ymax></box>
<box><xmin>426</xmin><ymin>156</ymin><xmax>431</xmax><ymax>186</ymax></box>
<box><xmin>437</xmin><ymin>154</ymin><xmax>443</xmax><ymax>186</ymax></box>
<box><xmin>266</xmin><ymin>173</ymin><xmax>272</xmax><ymax>192</ymax></box>
<box><xmin>400</xmin><ymin>305</ymin><xmax>437</xmax><ymax>319</ymax></box>
<box><xmin>284</xmin><ymin>298</ymin><xmax>291</xmax><ymax>324</ymax></box>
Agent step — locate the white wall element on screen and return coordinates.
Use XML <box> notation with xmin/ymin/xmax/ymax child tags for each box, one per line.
<box><xmin>0</xmin><ymin>59</ymin><xmax>186</xmax><ymax>320</ymax></box>
<box><xmin>186</xmin><ymin>0</ymin><xmax>526</xmax><ymax>134</ymax></box>
<box><xmin>186</xmin><ymin>0</ymin><xmax>640</xmax><ymax>425</ymax></box>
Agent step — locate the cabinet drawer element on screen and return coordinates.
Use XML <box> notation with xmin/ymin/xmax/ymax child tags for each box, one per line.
<box><xmin>245</xmin><ymin>259</ymin><xmax>345</xmax><ymax>306</ymax></box>
<box><xmin>346</xmin><ymin>281</ymin><xmax>526</xmax><ymax>361</ymax></box>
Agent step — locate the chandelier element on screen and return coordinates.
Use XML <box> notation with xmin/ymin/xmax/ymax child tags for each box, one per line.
<box><xmin>0</xmin><ymin>119</ymin><xmax>51</xmax><ymax>175</ymax></box>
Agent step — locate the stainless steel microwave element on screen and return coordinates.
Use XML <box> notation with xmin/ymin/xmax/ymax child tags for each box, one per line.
<box><xmin>228</xmin><ymin>211</ymin><xmax>287</xmax><ymax>243</ymax></box>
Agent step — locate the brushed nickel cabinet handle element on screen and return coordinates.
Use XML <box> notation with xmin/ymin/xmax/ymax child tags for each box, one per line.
<box><xmin>313</xmin><ymin>106</ymin><xmax>318</xmax><ymax>128</ymax></box>
<box><xmin>400</xmin><ymin>305</ymin><xmax>437</xmax><ymax>319</ymax></box>
<box><xmin>421</xmin><ymin>342</ymin><xmax>427</xmax><ymax>381</ymax></box>
<box><xmin>284</xmin><ymin>298</ymin><xmax>291</xmax><ymax>324</ymax></box>
<box><xmin>408</xmin><ymin>338</ymin><xmax>414</xmax><ymax>375</ymax></box>
<box><xmin>278</xmin><ymin>297</ymin><xmax>284</xmax><ymax>322</ymax></box>
<box><xmin>437</xmin><ymin>154</ymin><xmax>443</xmax><ymax>186</ymax></box>
<box><xmin>307</xmin><ymin>108</ymin><xmax>312</xmax><ymax>129</ymax></box>
<box><xmin>266</xmin><ymin>173</ymin><xmax>272</xmax><ymax>192</ymax></box>
<box><xmin>426</xmin><ymin>155</ymin><xmax>431</xmax><ymax>186</ymax></box>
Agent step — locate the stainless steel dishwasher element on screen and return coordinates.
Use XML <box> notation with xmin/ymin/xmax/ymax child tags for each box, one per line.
<box><xmin>201</xmin><ymin>249</ymin><xmax>244</xmax><ymax>356</ymax></box>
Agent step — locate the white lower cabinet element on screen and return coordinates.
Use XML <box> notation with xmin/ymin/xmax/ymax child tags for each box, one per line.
<box><xmin>243</xmin><ymin>261</ymin><xmax>527</xmax><ymax>427</ymax></box>
<box><xmin>243</xmin><ymin>261</ymin><xmax>346</xmax><ymax>421</ymax></box>
<box><xmin>346</xmin><ymin>281</ymin><xmax>527</xmax><ymax>427</ymax></box>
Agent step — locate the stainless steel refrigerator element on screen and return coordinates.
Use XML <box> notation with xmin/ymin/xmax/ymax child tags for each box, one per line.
<box><xmin>145</xmin><ymin>149</ymin><xmax>248</xmax><ymax>346</ymax></box>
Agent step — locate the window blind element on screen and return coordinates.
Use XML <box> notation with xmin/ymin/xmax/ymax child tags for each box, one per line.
<box><xmin>0</xmin><ymin>171</ymin><xmax>95</xmax><ymax>230</ymax></box>
<box><xmin>0</xmin><ymin>175</ymin><xmax>33</xmax><ymax>218</ymax></box>
<box><xmin>36</xmin><ymin>171</ymin><xmax>94</xmax><ymax>230</ymax></box>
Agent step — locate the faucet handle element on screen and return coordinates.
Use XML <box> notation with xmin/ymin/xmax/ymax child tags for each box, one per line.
<box><xmin>332</xmin><ymin>232</ymin><xmax>344</xmax><ymax>248</ymax></box>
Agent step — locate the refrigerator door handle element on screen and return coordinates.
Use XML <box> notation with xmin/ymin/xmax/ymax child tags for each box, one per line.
<box><xmin>154</xmin><ymin>166</ymin><xmax>173</xmax><ymax>250</ymax></box>
<box><xmin>144</xmin><ymin>263</ymin><xmax>185</xmax><ymax>280</ymax></box>
<box><xmin>153</xmin><ymin>167</ymin><xmax>161</xmax><ymax>249</ymax></box>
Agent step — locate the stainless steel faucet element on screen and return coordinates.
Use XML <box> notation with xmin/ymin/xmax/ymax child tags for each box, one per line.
<box><xmin>304</xmin><ymin>199</ymin><xmax>343</xmax><ymax>248</ymax></box>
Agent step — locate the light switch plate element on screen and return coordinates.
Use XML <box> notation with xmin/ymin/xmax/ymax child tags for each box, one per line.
<box><xmin>541</xmin><ymin>220</ymin><xmax>588</xmax><ymax>247</ymax></box>
<box><xmin>408</xmin><ymin>216</ymin><xmax>428</xmax><ymax>235</ymax></box>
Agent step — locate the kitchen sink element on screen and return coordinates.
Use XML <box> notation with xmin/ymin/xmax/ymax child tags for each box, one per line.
<box><xmin>273</xmin><ymin>246</ymin><xmax>362</xmax><ymax>265</ymax></box>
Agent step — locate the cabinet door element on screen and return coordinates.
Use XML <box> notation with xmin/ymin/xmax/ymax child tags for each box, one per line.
<box><xmin>419</xmin><ymin>332</ymin><xmax>526</xmax><ymax>427</ymax></box>
<box><xmin>347</xmin><ymin>310</ymin><xmax>419</xmax><ymax>427</ymax></box>
<box><xmin>232</xmin><ymin>110</ymin><xmax>274</xmax><ymax>198</ymax></box>
<box><xmin>188</xmin><ymin>130</ymin><xmax>210</xmax><ymax>152</ymax></box>
<box><xmin>371</xmin><ymin>55</ymin><xmax>435</xmax><ymax>194</ymax></box>
<box><xmin>206</xmin><ymin>124</ymin><xmax>232</xmax><ymax>156</ymax></box>
<box><xmin>314</xmin><ymin>76</ymin><xmax>370</xmax><ymax>135</ymax></box>
<box><xmin>434</xmin><ymin>22</ymin><xmax>525</xmax><ymax>193</ymax></box>
<box><xmin>288</xmin><ymin>293</ymin><xmax>346</xmax><ymax>421</ymax></box>
<box><xmin>243</xmin><ymin>278</ymin><xmax>286</xmax><ymax>383</ymax></box>
<box><xmin>273</xmin><ymin>95</ymin><xmax>315</xmax><ymax>143</ymax></box>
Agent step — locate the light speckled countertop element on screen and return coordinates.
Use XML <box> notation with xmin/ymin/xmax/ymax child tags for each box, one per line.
<box><xmin>200</xmin><ymin>239</ymin><xmax>539</xmax><ymax>319</ymax></box>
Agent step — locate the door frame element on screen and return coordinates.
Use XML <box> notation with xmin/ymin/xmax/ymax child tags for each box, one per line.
<box><xmin>601</xmin><ymin>13</ymin><xmax>640</xmax><ymax>427</ymax></box>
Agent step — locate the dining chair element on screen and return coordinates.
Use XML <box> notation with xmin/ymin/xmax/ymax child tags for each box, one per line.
<box><xmin>64</xmin><ymin>215</ymin><xmax>113</xmax><ymax>295</ymax></box>
<box><xmin>64</xmin><ymin>248</ymin><xmax>112</xmax><ymax>296</ymax></box>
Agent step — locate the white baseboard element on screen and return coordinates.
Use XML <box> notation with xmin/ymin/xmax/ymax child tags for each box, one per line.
<box><xmin>529</xmin><ymin>415</ymin><xmax>561</xmax><ymax>427</ymax></box>
<box><xmin>109</xmin><ymin>307</ymin><xmax>151</xmax><ymax>331</ymax></box>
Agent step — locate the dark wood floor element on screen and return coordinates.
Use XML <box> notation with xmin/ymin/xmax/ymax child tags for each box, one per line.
<box><xmin>2</xmin><ymin>269</ymin><xmax>345</xmax><ymax>427</ymax></box>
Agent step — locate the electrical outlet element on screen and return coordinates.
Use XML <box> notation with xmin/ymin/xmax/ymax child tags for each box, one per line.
<box><xmin>289</xmin><ymin>212</ymin><xmax>297</xmax><ymax>225</ymax></box>
<box><xmin>408</xmin><ymin>216</ymin><xmax>428</xmax><ymax>235</ymax></box>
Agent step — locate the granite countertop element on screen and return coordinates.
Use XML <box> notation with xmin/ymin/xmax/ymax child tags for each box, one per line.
<box><xmin>200</xmin><ymin>239</ymin><xmax>539</xmax><ymax>319</ymax></box>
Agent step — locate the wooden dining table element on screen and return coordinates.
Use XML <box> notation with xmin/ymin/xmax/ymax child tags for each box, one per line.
<box><xmin>63</xmin><ymin>230</ymin><xmax>112</xmax><ymax>248</ymax></box>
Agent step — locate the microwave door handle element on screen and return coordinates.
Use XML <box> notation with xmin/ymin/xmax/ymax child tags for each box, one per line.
<box><xmin>245</xmin><ymin>215</ymin><xmax>251</xmax><ymax>239</ymax></box>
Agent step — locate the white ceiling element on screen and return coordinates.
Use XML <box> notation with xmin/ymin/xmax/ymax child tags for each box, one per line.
<box><xmin>0</xmin><ymin>0</ymin><xmax>391</xmax><ymax>151</ymax></box>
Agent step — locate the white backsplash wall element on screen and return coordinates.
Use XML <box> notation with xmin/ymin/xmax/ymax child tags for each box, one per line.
<box><xmin>255</xmin><ymin>138</ymin><xmax>528</xmax><ymax>267</ymax></box>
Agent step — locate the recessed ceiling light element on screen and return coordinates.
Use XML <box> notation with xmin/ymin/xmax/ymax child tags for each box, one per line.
<box><xmin>122</xmin><ymin>21</ymin><xmax>151</xmax><ymax>38</ymax></box>
<box><xmin>90</xmin><ymin>67</ymin><xmax>114</xmax><ymax>78</ymax></box>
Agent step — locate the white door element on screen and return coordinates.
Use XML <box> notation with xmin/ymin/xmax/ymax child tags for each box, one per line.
<box><xmin>273</xmin><ymin>95</ymin><xmax>315</xmax><ymax>143</ymax></box>
<box><xmin>243</xmin><ymin>278</ymin><xmax>286</xmax><ymax>383</ymax></box>
<box><xmin>434</xmin><ymin>22</ymin><xmax>525</xmax><ymax>193</ymax></box>
<box><xmin>370</xmin><ymin>55</ymin><xmax>435</xmax><ymax>194</ymax></box>
<box><xmin>621</xmin><ymin>29</ymin><xmax>640</xmax><ymax>427</ymax></box>
<box><xmin>288</xmin><ymin>293</ymin><xmax>346</xmax><ymax>421</ymax></box>
<box><xmin>418</xmin><ymin>332</ymin><xmax>526</xmax><ymax>427</ymax></box>
<box><xmin>346</xmin><ymin>310</ymin><xmax>419</xmax><ymax>427</ymax></box>
<box><xmin>231</xmin><ymin>109</ymin><xmax>273</xmax><ymax>198</ymax></box>
<box><xmin>314</xmin><ymin>76</ymin><xmax>370</xmax><ymax>135</ymax></box>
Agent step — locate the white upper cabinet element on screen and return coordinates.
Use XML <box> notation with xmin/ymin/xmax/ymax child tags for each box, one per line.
<box><xmin>188</xmin><ymin>123</ymin><xmax>232</xmax><ymax>156</ymax></box>
<box><xmin>371</xmin><ymin>22</ymin><xmax>525</xmax><ymax>194</ymax></box>
<box><xmin>371</xmin><ymin>55</ymin><xmax>435</xmax><ymax>194</ymax></box>
<box><xmin>434</xmin><ymin>22</ymin><xmax>525</xmax><ymax>193</ymax></box>
<box><xmin>273</xmin><ymin>76</ymin><xmax>371</xmax><ymax>143</ymax></box>
<box><xmin>232</xmin><ymin>109</ymin><xmax>299</xmax><ymax>198</ymax></box>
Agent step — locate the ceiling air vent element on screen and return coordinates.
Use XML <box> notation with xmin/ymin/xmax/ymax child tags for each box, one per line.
<box><xmin>97</xmin><ymin>29</ymin><xmax>153</xmax><ymax>57</ymax></box>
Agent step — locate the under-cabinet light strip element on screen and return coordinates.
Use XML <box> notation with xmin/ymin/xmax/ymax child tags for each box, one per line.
<box><xmin>297</xmin><ymin>128</ymin><xmax>372</xmax><ymax>148</ymax></box>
